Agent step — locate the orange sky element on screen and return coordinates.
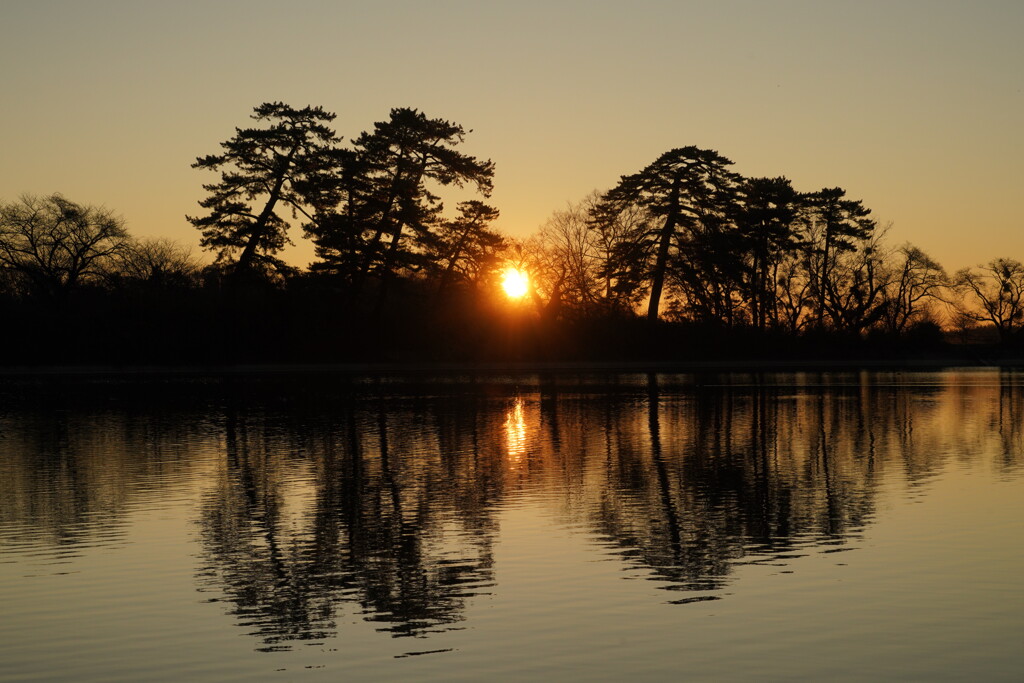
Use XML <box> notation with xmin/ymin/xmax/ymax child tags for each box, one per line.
<box><xmin>2</xmin><ymin>0</ymin><xmax>1021</xmax><ymax>272</ymax></box>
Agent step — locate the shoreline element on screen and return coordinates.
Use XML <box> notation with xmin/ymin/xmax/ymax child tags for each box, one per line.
<box><xmin>1</xmin><ymin>356</ymin><xmax>1022</xmax><ymax>378</ymax></box>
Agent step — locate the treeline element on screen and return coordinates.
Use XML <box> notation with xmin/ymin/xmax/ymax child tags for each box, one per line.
<box><xmin>1</xmin><ymin>101</ymin><xmax>1022</xmax><ymax>365</ymax></box>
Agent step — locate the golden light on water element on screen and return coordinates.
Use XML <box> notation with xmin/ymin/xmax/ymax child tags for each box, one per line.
<box><xmin>504</xmin><ymin>396</ymin><xmax>527</xmax><ymax>464</ymax></box>
<box><xmin>501</xmin><ymin>267</ymin><xmax>529</xmax><ymax>299</ymax></box>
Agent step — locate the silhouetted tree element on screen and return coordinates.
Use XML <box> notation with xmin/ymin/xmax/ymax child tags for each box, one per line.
<box><xmin>533</xmin><ymin>190</ymin><xmax>652</xmax><ymax>315</ymax></box>
<box><xmin>0</xmin><ymin>193</ymin><xmax>130</xmax><ymax>299</ymax></box>
<box><xmin>799</xmin><ymin>188</ymin><xmax>876</xmax><ymax>329</ymax></box>
<box><xmin>115</xmin><ymin>237</ymin><xmax>201</xmax><ymax>289</ymax></box>
<box><xmin>601</xmin><ymin>147</ymin><xmax>740</xmax><ymax>321</ymax></box>
<box><xmin>773</xmin><ymin>245</ymin><xmax>817</xmax><ymax>335</ymax></box>
<box><xmin>304</xmin><ymin>148</ymin><xmax>368</xmax><ymax>285</ymax></box>
<box><xmin>431</xmin><ymin>200</ymin><xmax>503</xmax><ymax>297</ymax></box>
<box><xmin>952</xmin><ymin>258</ymin><xmax>1024</xmax><ymax>342</ymax></box>
<box><xmin>308</xmin><ymin>108</ymin><xmax>494</xmax><ymax>307</ymax></box>
<box><xmin>734</xmin><ymin>177</ymin><xmax>801</xmax><ymax>330</ymax></box>
<box><xmin>188</xmin><ymin>102</ymin><xmax>343</xmax><ymax>276</ymax></box>
<box><xmin>586</xmin><ymin>192</ymin><xmax>652</xmax><ymax>311</ymax></box>
<box><xmin>513</xmin><ymin>234</ymin><xmax>569</xmax><ymax>323</ymax></box>
<box><xmin>822</xmin><ymin>227</ymin><xmax>890</xmax><ymax>334</ymax></box>
<box><xmin>881</xmin><ymin>244</ymin><xmax>947</xmax><ymax>335</ymax></box>
<box><xmin>536</xmin><ymin>196</ymin><xmax>602</xmax><ymax>310</ymax></box>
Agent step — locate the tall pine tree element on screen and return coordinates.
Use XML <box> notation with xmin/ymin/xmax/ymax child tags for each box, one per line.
<box><xmin>188</xmin><ymin>102</ymin><xmax>342</xmax><ymax>276</ymax></box>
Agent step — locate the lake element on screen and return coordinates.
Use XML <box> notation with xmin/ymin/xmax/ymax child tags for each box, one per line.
<box><xmin>1</xmin><ymin>369</ymin><xmax>1022</xmax><ymax>681</ymax></box>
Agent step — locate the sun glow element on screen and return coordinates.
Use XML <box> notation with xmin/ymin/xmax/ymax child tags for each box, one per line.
<box><xmin>501</xmin><ymin>267</ymin><xmax>529</xmax><ymax>299</ymax></box>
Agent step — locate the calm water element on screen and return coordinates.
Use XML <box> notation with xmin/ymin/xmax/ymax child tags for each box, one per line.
<box><xmin>1</xmin><ymin>370</ymin><xmax>1022</xmax><ymax>681</ymax></box>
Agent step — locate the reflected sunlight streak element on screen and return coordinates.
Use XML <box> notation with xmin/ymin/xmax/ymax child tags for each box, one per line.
<box><xmin>504</xmin><ymin>397</ymin><xmax>527</xmax><ymax>464</ymax></box>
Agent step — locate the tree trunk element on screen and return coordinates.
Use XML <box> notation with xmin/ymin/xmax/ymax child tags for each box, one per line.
<box><xmin>237</xmin><ymin>146</ymin><xmax>298</xmax><ymax>272</ymax></box>
<box><xmin>646</xmin><ymin>179</ymin><xmax>681</xmax><ymax>322</ymax></box>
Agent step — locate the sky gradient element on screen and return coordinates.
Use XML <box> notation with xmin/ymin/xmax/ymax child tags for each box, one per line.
<box><xmin>2</xmin><ymin>0</ymin><xmax>1021</xmax><ymax>271</ymax></box>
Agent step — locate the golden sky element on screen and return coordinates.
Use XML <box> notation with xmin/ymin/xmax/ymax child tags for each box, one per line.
<box><xmin>1</xmin><ymin>0</ymin><xmax>1021</xmax><ymax>271</ymax></box>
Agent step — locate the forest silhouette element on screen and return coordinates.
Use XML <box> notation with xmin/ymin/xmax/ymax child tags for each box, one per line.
<box><xmin>1</xmin><ymin>101</ymin><xmax>1022</xmax><ymax>366</ymax></box>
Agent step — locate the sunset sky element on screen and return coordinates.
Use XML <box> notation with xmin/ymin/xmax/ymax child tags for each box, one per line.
<box><xmin>2</xmin><ymin>0</ymin><xmax>1021</xmax><ymax>272</ymax></box>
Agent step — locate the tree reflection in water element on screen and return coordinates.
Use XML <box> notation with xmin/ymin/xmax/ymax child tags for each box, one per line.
<box><xmin>2</xmin><ymin>373</ymin><xmax>1023</xmax><ymax>651</ymax></box>
<box><xmin>196</xmin><ymin>398</ymin><xmax>501</xmax><ymax>648</ymax></box>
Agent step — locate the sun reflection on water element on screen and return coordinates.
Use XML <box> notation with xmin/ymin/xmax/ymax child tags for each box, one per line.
<box><xmin>504</xmin><ymin>396</ymin><xmax>528</xmax><ymax>465</ymax></box>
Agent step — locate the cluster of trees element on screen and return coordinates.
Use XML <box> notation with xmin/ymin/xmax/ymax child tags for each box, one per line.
<box><xmin>531</xmin><ymin>151</ymin><xmax>944</xmax><ymax>336</ymax></box>
<box><xmin>2</xmin><ymin>100</ymin><xmax>1024</xmax><ymax>363</ymax></box>
<box><xmin>187</xmin><ymin>102</ymin><xmax>501</xmax><ymax>310</ymax></box>
<box><xmin>0</xmin><ymin>193</ymin><xmax>197</xmax><ymax>299</ymax></box>
<box><xmin>177</xmin><ymin>102</ymin><xmax>1024</xmax><ymax>345</ymax></box>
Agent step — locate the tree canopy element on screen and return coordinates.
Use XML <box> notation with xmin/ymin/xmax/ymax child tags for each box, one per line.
<box><xmin>305</xmin><ymin>107</ymin><xmax>495</xmax><ymax>307</ymax></box>
<box><xmin>188</xmin><ymin>102</ymin><xmax>343</xmax><ymax>276</ymax></box>
<box><xmin>600</xmin><ymin>147</ymin><xmax>741</xmax><ymax>321</ymax></box>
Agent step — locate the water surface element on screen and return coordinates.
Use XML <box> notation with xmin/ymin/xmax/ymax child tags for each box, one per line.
<box><xmin>1</xmin><ymin>370</ymin><xmax>1022</xmax><ymax>681</ymax></box>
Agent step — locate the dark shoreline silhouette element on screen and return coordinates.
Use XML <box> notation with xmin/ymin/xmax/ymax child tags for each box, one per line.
<box><xmin>3</xmin><ymin>103</ymin><xmax>1022</xmax><ymax>368</ymax></box>
<box><xmin>0</xmin><ymin>356</ymin><xmax>1022</xmax><ymax>377</ymax></box>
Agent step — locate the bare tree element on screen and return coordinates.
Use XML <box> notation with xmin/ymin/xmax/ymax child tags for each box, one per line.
<box><xmin>533</xmin><ymin>190</ymin><xmax>653</xmax><ymax>317</ymax></box>
<box><xmin>116</xmin><ymin>237</ymin><xmax>202</xmax><ymax>288</ymax></box>
<box><xmin>516</xmin><ymin>236</ymin><xmax>567</xmax><ymax>321</ymax></box>
<box><xmin>882</xmin><ymin>244</ymin><xmax>947</xmax><ymax>335</ymax></box>
<box><xmin>0</xmin><ymin>193</ymin><xmax>130</xmax><ymax>298</ymax></box>
<box><xmin>537</xmin><ymin>197</ymin><xmax>600</xmax><ymax>309</ymax></box>
<box><xmin>952</xmin><ymin>258</ymin><xmax>1024</xmax><ymax>342</ymax></box>
<box><xmin>773</xmin><ymin>250</ymin><xmax>816</xmax><ymax>334</ymax></box>
<box><xmin>822</xmin><ymin>228</ymin><xmax>891</xmax><ymax>334</ymax></box>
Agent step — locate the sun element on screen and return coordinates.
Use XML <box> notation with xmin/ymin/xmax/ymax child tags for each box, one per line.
<box><xmin>501</xmin><ymin>267</ymin><xmax>529</xmax><ymax>299</ymax></box>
